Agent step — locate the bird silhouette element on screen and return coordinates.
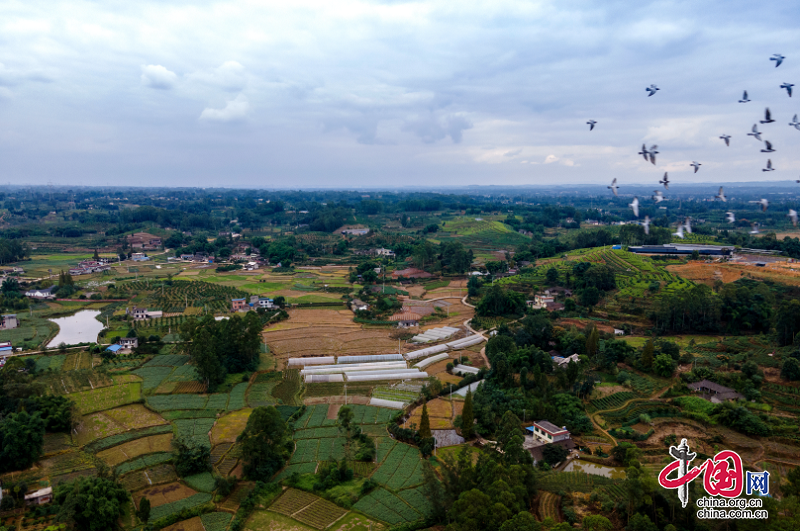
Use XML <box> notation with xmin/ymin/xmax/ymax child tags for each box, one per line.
<box><xmin>761</xmin><ymin>140</ymin><xmax>775</xmax><ymax>153</ymax></box>
<box><xmin>726</xmin><ymin>212</ymin><xmax>735</xmax><ymax>224</ymax></box>
<box><xmin>638</xmin><ymin>144</ymin><xmax>649</xmax><ymax>161</ymax></box>
<box><xmin>771</xmin><ymin>54</ymin><xmax>785</xmax><ymax>67</ymax></box>
<box><xmin>763</xmin><ymin>159</ymin><xmax>775</xmax><ymax>172</ymax></box>
<box><xmin>759</xmin><ymin>199</ymin><xmax>769</xmax><ymax>212</ymax></box>
<box><xmin>690</xmin><ymin>162</ymin><xmax>702</xmax><ymax>173</ymax></box>
<box><xmin>646</xmin><ymin>84</ymin><xmax>660</xmax><ymax>97</ymax></box>
<box><xmin>748</xmin><ymin>124</ymin><xmax>763</xmax><ymax>141</ymax></box>
<box><xmin>781</xmin><ymin>83</ymin><xmax>794</xmax><ymax>97</ymax></box>
<box><xmin>790</xmin><ymin>114</ymin><xmax>800</xmax><ymax>130</ymax></box>
<box><xmin>790</xmin><ymin>210</ymin><xmax>799</xmax><ymax>227</ymax></box>
<box><xmin>629</xmin><ymin>197</ymin><xmax>640</xmax><ymax>217</ymax></box>
<box><xmin>750</xmin><ymin>223</ymin><xmax>760</xmax><ymax>234</ymax></box>
<box><xmin>761</xmin><ymin>108</ymin><xmax>775</xmax><ymax>124</ymax></box>
<box><xmin>608</xmin><ymin>178</ymin><xmax>619</xmax><ymax>197</ymax></box>
<box><xmin>684</xmin><ymin>218</ymin><xmax>692</xmax><ymax>234</ymax></box>
<box><xmin>659</xmin><ymin>172</ymin><xmax>670</xmax><ymax>189</ymax></box>
<box><xmin>642</xmin><ymin>216</ymin><xmax>651</xmax><ymax>235</ymax></box>
<box><xmin>652</xmin><ymin>191</ymin><xmax>665</xmax><ymax>203</ymax></box>
<box><xmin>587</xmin><ymin>120</ymin><xmax>597</xmax><ymax>131</ymax></box>
<box><xmin>673</xmin><ymin>225</ymin><xmax>685</xmax><ymax>239</ymax></box>
<box><xmin>739</xmin><ymin>90</ymin><xmax>751</xmax><ymax>103</ymax></box>
<box><xmin>648</xmin><ymin>145</ymin><xmax>659</xmax><ymax>165</ymax></box>
<box><xmin>716</xmin><ymin>187</ymin><xmax>726</xmax><ymax>202</ymax></box>
<box><xmin>720</xmin><ymin>135</ymin><xmax>731</xmax><ymax>146</ymax></box>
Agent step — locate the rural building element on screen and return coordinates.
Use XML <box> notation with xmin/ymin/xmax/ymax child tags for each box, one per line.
<box><xmin>231</xmin><ymin>298</ymin><xmax>248</xmax><ymax>312</ymax></box>
<box><xmin>180</xmin><ymin>254</ymin><xmax>194</xmax><ymax>261</ymax></box>
<box><xmin>0</xmin><ymin>314</ymin><xmax>18</xmax><ymax>330</ymax></box>
<box><xmin>688</xmin><ymin>379</ymin><xmax>744</xmax><ymax>403</ymax></box>
<box><xmin>105</xmin><ymin>344</ymin><xmax>123</xmax><ymax>354</ymax></box>
<box><xmin>389</xmin><ymin>312</ymin><xmax>421</xmax><ymax>327</ymax></box>
<box><xmin>131</xmin><ymin>253</ymin><xmax>150</xmax><ymax>261</ymax></box>
<box><xmin>544</xmin><ymin>287</ymin><xmax>573</xmax><ymax>297</ymax></box>
<box><xmin>25</xmin><ymin>286</ymin><xmax>57</xmax><ymax>300</ymax></box>
<box><xmin>552</xmin><ymin>353</ymin><xmax>579</xmax><ymax>368</ymax></box>
<box><xmin>527</xmin><ymin>294</ymin><xmax>554</xmax><ymax>309</ymax></box>
<box><xmin>257</xmin><ymin>298</ymin><xmax>275</xmax><ymax>309</ymax></box>
<box><xmin>614</xmin><ymin>329</ymin><xmax>625</xmax><ymax>335</ymax></box>
<box><xmin>127</xmin><ymin>232</ymin><xmax>162</xmax><ymax>250</ymax></box>
<box><xmin>341</xmin><ymin>228</ymin><xmax>370</xmax><ymax>236</ymax></box>
<box><xmin>0</xmin><ymin>341</ymin><xmax>13</xmax><ymax>358</ymax></box>
<box><xmin>628</xmin><ymin>244</ymin><xmax>734</xmax><ymax>256</ymax></box>
<box><xmin>128</xmin><ymin>307</ymin><xmax>162</xmax><ymax>320</ymax></box>
<box><xmin>374</xmin><ymin>248</ymin><xmax>395</xmax><ymax>257</ymax></box>
<box><xmin>119</xmin><ymin>337</ymin><xmax>138</xmax><ymax>349</ymax></box>
<box><xmin>527</xmin><ymin>438</ymin><xmax>577</xmax><ymax>466</ymax></box>
<box><xmin>24</xmin><ymin>487</ymin><xmax>53</xmax><ymax>506</ymax></box>
<box><xmin>391</xmin><ymin>267</ymin><xmax>433</xmax><ymax>279</ymax></box>
<box><xmin>544</xmin><ymin>302</ymin><xmax>565</xmax><ymax>312</ymax></box>
<box><xmin>350</xmin><ymin>299</ymin><xmax>369</xmax><ymax>312</ymax></box>
<box><xmin>527</xmin><ymin>420</ymin><xmax>572</xmax><ymax>444</ymax></box>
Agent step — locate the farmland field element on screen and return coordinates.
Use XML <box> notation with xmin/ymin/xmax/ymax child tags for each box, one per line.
<box><xmin>69</xmin><ymin>383</ymin><xmax>142</xmax><ymax>414</ymax></box>
<box><xmin>211</xmin><ymin>409</ymin><xmax>252</xmax><ymax>445</ymax></box>
<box><xmin>353</xmin><ymin>487</ymin><xmax>421</xmax><ymax>525</ymax></box>
<box><xmin>370</xmin><ymin>443</ymin><xmax>424</xmax><ymax>490</ymax></box>
<box><xmin>97</xmin><ymin>433</ymin><xmax>173</xmax><ymax>467</ymax></box>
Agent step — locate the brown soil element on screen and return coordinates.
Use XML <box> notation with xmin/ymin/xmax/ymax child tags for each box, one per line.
<box><xmin>592</xmin><ymin>385</ymin><xmax>628</xmax><ymax>398</ymax></box>
<box><xmin>161</xmin><ymin>517</ymin><xmax>204</xmax><ymax>531</ymax></box>
<box><xmin>327</xmin><ymin>404</ymin><xmax>341</xmax><ymax>419</ymax></box>
<box><xmin>556</xmin><ymin>318</ymin><xmax>616</xmax><ymax>334</ymax></box>
<box><xmin>134</xmin><ymin>482</ymin><xmax>197</xmax><ymax>509</ymax></box>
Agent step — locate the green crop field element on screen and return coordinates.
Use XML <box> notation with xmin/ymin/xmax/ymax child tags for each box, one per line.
<box><xmin>85</xmin><ymin>424</ymin><xmax>173</xmax><ymax>453</ymax></box>
<box><xmin>227</xmin><ymin>382</ymin><xmax>249</xmax><ymax>410</ymax></box>
<box><xmin>115</xmin><ymin>452</ymin><xmax>172</xmax><ymax>475</ymax></box>
<box><xmin>132</xmin><ymin>366</ymin><xmax>174</xmax><ymax>390</ymax></box>
<box><xmin>146</xmin><ymin>394</ymin><xmax>209</xmax><ymax>411</ymax></box>
<box><xmin>117</xmin><ymin>280</ymin><xmax>247</xmax><ymax>313</ymax></box>
<box><xmin>353</xmin><ymin>487</ymin><xmax>421</xmax><ymax>525</ymax></box>
<box><xmin>70</xmin><ymin>383</ymin><xmax>142</xmax><ymax>414</ymax></box>
<box><xmin>148</xmin><ymin>493</ymin><xmax>213</xmax><ymax>523</ymax></box>
<box><xmin>174</xmin><ymin>418</ymin><xmax>217</xmax><ymax>447</ymax></box>
<box><xmin>371</xmin><ymin>443</ymin><xmax>424</xmax><ymax>490</ymax></box>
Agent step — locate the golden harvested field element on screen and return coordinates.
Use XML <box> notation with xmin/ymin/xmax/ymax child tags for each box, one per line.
<box><xmin>104</xmin><ymin>404</ymin><xmax>167</xmax><ymax>430</ymax></box>
<box><xmin>97</xmin><ymin>434</ymin><xmax>173</xmax><ymax>467</ymax></box>
<box><xmin>425</xmin><ymin>359</ymin><xmax>452</xmax><ymax>375</ymax></box>
<box><xmin>408</xmin><ymin>399</ymin><xmax>454</xmax><ymax>429</ymax></box>
<box><xmin>135</xmin><ymin>481</ymin><xmax>198</xmax><ymax>509</ymax></box>
<box><xmin>666</xmin><ymin>263</ymin><xmax>744</xmax><ymax>284</ymax></box>
<box><xmin>211</xmin><ymin>409</ymin><xmax>252</xmax><ymax>445</ymax></box>
<box><xmin>423</xmin><ymin>288</ymin><xmax>466</xmax><ymax>299</ymax></box>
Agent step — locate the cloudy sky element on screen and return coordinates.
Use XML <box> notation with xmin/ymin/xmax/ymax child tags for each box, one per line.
<box><xmin>1</xmin><ymin>0</ymin><xmax>799</xmax><ymax>188</ymax></box>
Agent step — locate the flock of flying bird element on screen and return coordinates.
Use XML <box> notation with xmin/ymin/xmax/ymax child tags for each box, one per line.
<box><xmin>597</xmin><ymin>54</ymin><xmax>798</xmax><ymax>237</ymax></box>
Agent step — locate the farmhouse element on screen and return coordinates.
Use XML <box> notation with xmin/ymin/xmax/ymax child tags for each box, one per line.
<box><xmin>24</xmin><ymin>487</ymin><xmax>53</xmax><ymax>506</ymax></box>
<box><xmin>25</xmin><ymin>286</ymin><xmax>57</xmax><ymax>300</ymax></box>
<box><xmin>544</xmin><ymin>287</ymin><xmax>573</xmax><ymax>297</ymax></box>
<box><xmin>688</xmin><ymin>379</ymin><xmax>744</xmax><ymax>403</ymax></box>
<box><xmin>231</xmin><ymin>298</ymin><xmax>248</xmax><ymax>312</ymax></box>
<box><xmin>341</xmin><ymin>228</ymin><xmax>370</xmax><ymax>236</ymax></box>
<box><xmin>105</xmin><ymin>344</ymin><xmax>123</xmax><ymax>354</ymax></box>
<box><xmin>527</xmin><ymin>420</ymin><xmax>572</xmax><ymax>444</ymax></box>
<box><xmin>257</xmin><ymin>298</ymin><xmax>275</xmax><ymax>309</ymax></box>
<box><xmin>527</xmin><ymin>294</ymin><xmax>554</xmax><ymax>309</ymax></box>
<box><xmin>552</xmin><ymin>353</ymin><xmax>580</xmax><ymax>368</ymax></box>
<box><xmin>351</xmin><ymin>299</ymin><xmax>369</xmax><ymax>312</ymax></box>
<box><xmin>374</xmin><ymin>248</ymin><xmax>395</xmax><ymax>257</ymax></box>
<box><xmin>388</xmin><ymin>312</ymin><xmax>421</xmax><ymax>328</ymax></box>
<box><xmin>527</xmin><ymin>439</ymin><xmax>577</xmax><ymax>465</ymax></box>
<box><xmin>119</xmin><ymin>337</ymin><xmax>138</xmax><ymax>349</ymax></box>
<box><xmin>0</xmin><ymin>341</ymin><xmax>13</xmax><ymax>358</ymax></box>
<box><xmin>545</xmin><ymin>302</ymin><xmax>565</xmax><ymax>312</ymax></box>
<box><xmin>127</xmin><ymin>232</ymin><xmax>162</xmax><ymax>250</ymax></box>
<box><xmin>131</xmin><ymin>253</ymin><xmax>150</xmax><ymax>261</ymax></box>
<box><xmin>128</xmin><ymin>307</ymin><xmax>162</xmax><ymax>320</ymax></box>
<box><xmin>0</xmin><ymin>314</ymin><xmax>18</xmax><ymax>330</ymax></box>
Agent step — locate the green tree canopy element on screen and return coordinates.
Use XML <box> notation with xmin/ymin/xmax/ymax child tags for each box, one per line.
<box><xmin>54</xmin><ymin>476</ymin><xmax>129</xmax><ymax>531</ymax></box>
<box><xmin>239</xmin><ymin>406</ymin><xmax>293</xmax><ymax>481</ymax></box>
<box><xmin>0</xmin><ymin>410</ymin><xmax>45</xmax><ymax>472</ymax></box>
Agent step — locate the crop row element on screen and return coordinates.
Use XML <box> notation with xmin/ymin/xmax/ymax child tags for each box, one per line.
<box><xmin>115</xmin><ymin>452</ymin><xmax>172</xmax><ymax>475</ymax></box>
<box><xmin>148</xmin><ymin>493</ymin><xmax>213</xmax><ymax>523</ymax></box>
<box><xmin>589</xmin><ymin>392</ymin><xmax>637</xmax><ymax>412</ymax></box>
<box><xmin>371</xmin><ymin>444</ymin><xmax>423</xmax><ymax>490</ymax></box>
<box><xmin>353</xmin><ymin>487</ymin><xmax>421</xmax><ymax>525</ymax></box>
<box><xmin>86</xmin><ymin>424</ymin><xmax>173</xmax><ymax>453</ymax></box>
<box><xmin>601</xmin><ymin>401</ymin><xmax>667</xmax><ymax>421</ymax></box>
<box><xmin>538</xmin><ymin>471</ymin><xmax>620</xmax><ymax>493</ymax></box>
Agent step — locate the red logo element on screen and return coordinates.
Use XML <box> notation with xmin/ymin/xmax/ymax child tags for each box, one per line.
<box><xmin>658</xmin><ymin>439</ymin><xmax>743</xmax><ymax>507</ymax></box>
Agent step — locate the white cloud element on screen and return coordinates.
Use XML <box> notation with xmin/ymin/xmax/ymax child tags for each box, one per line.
<box><xmin>544</xmin><ymin>154</ymin><xmax>559</xmax><ymax>164</ymax></box>
<box><xmin>199</xmin><ymin>94</ymin><xmax>250</xmax><ymax>122</ymax></box>
<box><xmin>140</xmin><ymin>65</ymin><xmax>177</xmax><ymax>90</ymax></box>
<box><xmin>187</xmin><ymin>61</ymin><xmax>247</xmax><ymax>92</ymax></box>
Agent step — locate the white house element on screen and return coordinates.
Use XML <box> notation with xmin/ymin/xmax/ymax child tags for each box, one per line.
<box><xmin>24</xmin><ymin>487</ymin><xmax>53</xmax><ymax>506</ymax></box>
<box><xmin>527</xmin><ymin>294</ymin><xmax>554</xmax><ymax>309</ymax></box>
<box><xmin>374</xmin><ymin>248</ymin><xmax>395</xmax><ymax>257</ymax></box>
<box><xmin>25</xmin><ymin>286</ymin><xmax>57</xmax><ymax>300</ymax></box>
<box><xmin>528</xmin><ymin>420</ymin><xmax>571</xmax><ymax>444</ymax></box>
<box><xmin>552</xmin><ymin>353</ymin><xmax>580</xmax><ymax>368</ymax></box>
<box><xmin>119</xmin><ymin>337</ymin><xmax>139</xmax><ymax>349</ymax></box>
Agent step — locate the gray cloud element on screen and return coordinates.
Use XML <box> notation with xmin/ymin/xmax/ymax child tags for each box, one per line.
<box><xmin>199</xmin><ymin>94</ymin><xmax>251</xmax><ymax>122</ymax></box>
<box><xmin>140</xmin><ymin>65</ymin><xmax>177</xmax><ymax>90</ymax></box>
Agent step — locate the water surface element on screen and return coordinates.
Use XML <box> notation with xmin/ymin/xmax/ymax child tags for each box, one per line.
<box><xmin>47</xmin><ymin>310</ymin><xmax>104</xmax><ymax>347</ymax></box>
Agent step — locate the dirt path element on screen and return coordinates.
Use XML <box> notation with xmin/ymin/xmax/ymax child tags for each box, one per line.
<box><xmin>588</xmin><ymin>382</ymin><xmax>672</xmax><ymax>446</ymax></box>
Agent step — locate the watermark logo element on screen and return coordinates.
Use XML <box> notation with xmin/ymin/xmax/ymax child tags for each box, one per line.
<box><xmin>657</xmin><ymin>438</ymin><xmax>769</xmax><ymax>520</ymax></box>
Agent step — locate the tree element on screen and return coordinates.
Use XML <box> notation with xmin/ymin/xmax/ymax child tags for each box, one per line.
<box><xmin>32</xmin><ymin>395</ymin><xmax>75</xmax><ymax>432</ymax></box>
<box><xmin>640</xmin><ymin>339</ymin><xmax>654</xmax><ymax>369</ymax></box>
<box><xmin>500</xmin><ymin>511</ymin><xmax>541</xmax><ymax>531</ymax></box>
<box><xmin>337</xmin><ymin>406</ymin><xmax>354</xmax><ymax>434</ymax></box>
<box><xmin>461</xmin><ymin>388</ymin><xmax>475</xmax><ymax>439</ymax></box>
<box><xmin>652</xmin><ymin>353</ymin><xmax>675</xmax><ymax>377</ymax></box>
<box><xmin>582</xmin><ymin>515</ymin><xmax>613</xmax><ymax>531</ymax></box>
<box><xmin>625</xmin><ymin>513</ymin><xmax>658</xmax><ymax>531</ymax></box>
<box><xmin>239</xmin><ymin>406</ymin><xmax>293</xmax><ymax>481</ymax></box>
<box><xmin>418</xmin><ymin>402</ymin><xmax>432</xmax><ymax>439</ymax></box>
<box><xmin>585</xmin><ymin>326</ymin><xmax>599</xmax><ymax>359</ymax></box>
<box><xmin>0</xmin><ymin>411</ymin><xmax>45</xmax><ymax>472</ymax></box>
<box><xmin>546</xmin><ymin>267</ymin><xmax>559</xmax><ymax>284</ymax></box>
<box><xmin>782</xmin><ymin>358</ymin><xmax>800</xmax><ymax>381</ymax></box>
<box><xmin>542</xmin><ymin>443</ymin><xmax>569</xmax><ymax>466</ymax></box>
<box><xmin>54</xmin><ymin>476</ymin><xmax>129</xmax><ymax>531</ymax></box>
<box><xmin>136</xmin><ymin>497</ymin><xmax>151</xmax><ymax>523</ymax></box>
<box><xmin>186</xmin><ymin>326</ymin><xmax>226</xmax><ymax>391</ymax></box>
<box><xmin>173</xmin><ymin>437</ymin><xmax>210</xmax><ymax>477</ymax></box>
<box><xmin>580</xmin><ymin>286</ymin><xmax>600</xmax><ymax>308</ymax></box>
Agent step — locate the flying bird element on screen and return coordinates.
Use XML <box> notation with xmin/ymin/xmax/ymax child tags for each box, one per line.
<box><xmin>763</xmin><ymin>159</ymin><xmax>775</xmax><ymax>172</ymax></box>
<box><xmin>638</xmin><ymin>144</ymin><xmax>649</xmax><ymax>161</ymax></box>
<box><xmin>739</xmin><ymin>90</ymin><xmax>751</xmax><ymax>103</ymax></box>
<box><xmin>648</xmin><ymin>145</ymin><xmax>659</xmax><ymax>165</ymax></box>
<box><xmin>716</xmin><ymin>187</ymin><xmax>726</xmax><ymax>202</ymax></box>
<box><xmin>720</xmin><ymin>135</ymin><xmax>731</xmax><ymax>146</ymax></box>
<box><xmin>673</xmin><ymin>225</ymin><xmax>685</xmax><ymax>239</ymax></box>
<box><xmin>761</xmin><ymin>140</ymin><xmax>775</xmax><ymax>153</ymax></box>
<box><xmin>781</xmin><ymin>83</ymin><xmax>794</xmax><ymax>97</ymax></box>
<box><xmin>629</xmin><ymin>197</ymin><xmax>640</xmax><ymax>218</ymax></box>
<box><xmin>587</xmin><ymin>120</ymin><xmax>597</xmax><ymax>131</ymax></box>
<box><xmin>761</xmin><ymin>108</ymin><xmax>775</xmax><ymax>124</ymax></box>
<box><xmin>659</xmin><ymin>172</ymin><xmax>670</xmax><ymax>189</ymax></box>
<box><xmin>790</xmin><ymin>210</ymin><xmax>799</xmax><ymax>227</ymax></box>
<box><xmin>750</xmin><ymin>223</ymin><xmax>761</xmax><ymax>235</ymax></box>
<box><xmin>748</xmin><ymin>124</ymin><xmax>762</xmax><ymax>141</ymax></box>
<box><xmin>771</xmin><ymin>54</ymin><xmax>785</xmax><ymax>67</ymax></box>
<box><xmin>652</xmin><ymin>190</ymin><xmax>665</xmax><ymax>203</ymax></box>
<box><xmin>726</xmin><ymin>212</ymin><xmax>735</xmax><ymax>224</ymax></box>
<box><xmin>646</xmin><ymin>84</ymin><xmax>660</xmax><ymax>97</ymax></box>
<box><xmin>759</xmin><ymin>199</ymin><xmax>769</xmax><ymax>212</ymax></box>
<box><xmin>790</xmin><ymin>114</ymin><xmax>800</xmax><ymax>130</ymax></box>
<box><xmin>642</xmin><ymin>216</ymin><xmax>651</xmax><ymax>235</ymax></box>
<box><xmin>684</xmin><ymin>218</ymin><xmax>692</xmax><ymax>234</ymax></box>
<box><xmin>690</xmin><ymin>161</ymin><xmax>702</xmax><ymax>173</ymax></box>
<box><xmin>608</xmin><ymin>178</ymin><xmax>619</xmax><ymax>197</ymax></box>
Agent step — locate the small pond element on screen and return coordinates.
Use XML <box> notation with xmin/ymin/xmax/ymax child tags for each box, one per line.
<box><xmin>47</xmin><ymin>310</ymin><xmax>104</xmax><ymax>348</ymax></box>
<box><xmin>563</xmin><ymin>459</ymin><xmax>627</xmax><ymax>480</ymax></box>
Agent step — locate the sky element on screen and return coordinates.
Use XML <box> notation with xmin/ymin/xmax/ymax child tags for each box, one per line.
<box><xmin>1</xmin><ymin>0</ymin><xmax>799</xmax><ymax>188</ymax></box>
